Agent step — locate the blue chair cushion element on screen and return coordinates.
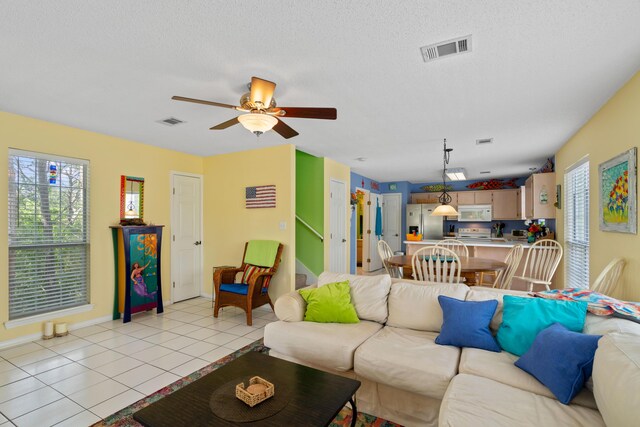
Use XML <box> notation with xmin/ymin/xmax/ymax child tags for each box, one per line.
<box><xmin>220</xmin><ymin>283</ymin><xmax>267</xmax><ymax>295</ymax></box>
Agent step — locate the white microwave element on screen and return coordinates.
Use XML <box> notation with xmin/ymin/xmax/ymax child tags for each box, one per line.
<box><xmin>458</xmin><ymin>205</ymin><xmax>492</xmax><ymax>222</ymax></box>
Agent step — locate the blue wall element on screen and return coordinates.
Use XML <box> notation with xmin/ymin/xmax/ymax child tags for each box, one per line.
<box><xmin>350</xmin><ymin>172</ymin><xmax>382</xmax><ymax>274</ymax></box>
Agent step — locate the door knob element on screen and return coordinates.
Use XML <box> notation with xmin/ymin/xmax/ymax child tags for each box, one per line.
<box><xmin>395</xmin><ymin>234</ymin><xmax>399</xmax><ymax>237</ymax></box>
<box><xmin>194</xmin><ymin>241</ymin><xmax>202</xmax><ymax>246</ymax></box>
<box><xmin>342</xmin><ymin>239</ymin><xmax>346</xmax><ymax>242</ymax></box>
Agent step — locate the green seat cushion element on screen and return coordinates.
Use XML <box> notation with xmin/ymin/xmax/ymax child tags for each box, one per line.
<box><xmin>299</xmin><ymin>281</ymin><xmax>360</xmax><ymax>324</ymax></box>
<box><xmin>497</xmin><ymin>296</ymin><xmax>588</xmax><ymax>356</ymax></box>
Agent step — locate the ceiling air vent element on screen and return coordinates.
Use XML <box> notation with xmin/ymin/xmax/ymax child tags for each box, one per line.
<box><xmin>157</xmin><ymin>117</ymin><xmax>185</xmax><ymax>126</ymax></box>
<box><xmin>480</xmin><ymin>171</ymin><xmax>491</xmax><ymax>174</ymax></box>
<box><xmin>420</xmin><ymin>35</ymin><xmax>472</xmax><ymax>62</ymax></box>
<box><xmin>476</xmin><ymin>138</ymin><xmax>493</xmax><ymax>145</ymax></box>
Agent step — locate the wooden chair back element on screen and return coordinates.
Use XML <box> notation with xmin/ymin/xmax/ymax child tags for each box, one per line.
<box><xmin>591</xmin><ymin>258</ymin><xmax>625</xmax><ymax>296</ymax></box>
<box><xmin>377</xmin><ymin>240</ymin><xmax>402</xmax><ymax>278</ymax></box>
<box><xmin>520</xmin><ymin>239</ymin><xmax>563</xmax><ymax>285</ymax></box>
<box><xmin>495</xmin><ymin>244</ymin><xmax>524</xmax><ymax>289</ymax></box>
<box><xmin>412</xmin><ymin>246</ymin><xmax>462</xmax><ymax>284</ymax></box>
<box><xmin>435</xmin><ymin>239</ymin><xmax>469</xmax><ymax>258</ymax></box>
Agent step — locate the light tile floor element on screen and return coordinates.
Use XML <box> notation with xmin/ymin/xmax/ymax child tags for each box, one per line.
<box><xmin>0</xmin><ymin>298</ymin><xmax>276</xmax><ymax>427</ymax></box>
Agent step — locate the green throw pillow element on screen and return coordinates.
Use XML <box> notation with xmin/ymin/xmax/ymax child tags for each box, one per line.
<box><xmin>299</xmin><ymin>281</ymin><xmax>360</xmax><ymax>323</ymax></box>
<box><xmin>497</xmin><ymin>296</ymin><xmax>588</xmax><ymax>356</ymax></box>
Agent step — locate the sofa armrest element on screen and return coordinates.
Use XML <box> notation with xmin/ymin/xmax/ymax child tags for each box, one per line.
<box><xmin>274</xmin><ymin>285</ymin><xmax>316</xmax><ymax>322</ymax></box>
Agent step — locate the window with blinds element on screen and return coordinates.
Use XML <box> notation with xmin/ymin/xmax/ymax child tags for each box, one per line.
<box><xmin>564</xmin><ymin>159</ymin><xmax>589</xmax><ymax>289</ymax></box>
<box><xmin>8</xmin><ymin>150</ymin><xmax>90</xmax><ymax>320</ymax></box>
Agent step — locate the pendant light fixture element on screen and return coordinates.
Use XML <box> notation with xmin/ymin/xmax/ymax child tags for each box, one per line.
<box><xmin>237</xmin><ymin>113</ymin><xmax>278</xmax><ymax>137</ymax></box>
<box><xmin>431</xmin><ymin>138</ymin><xmax>459</xmax><ymax>217</ymax></box>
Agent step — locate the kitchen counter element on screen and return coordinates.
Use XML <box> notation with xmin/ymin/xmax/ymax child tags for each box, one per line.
<box><xmin>404</xmin><ymin>238</ymin><xmax>533</xmax><ymax>248</ymax></box>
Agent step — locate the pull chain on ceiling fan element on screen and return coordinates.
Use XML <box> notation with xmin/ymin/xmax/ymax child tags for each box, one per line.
<box><xmin>172</xmin><ymin>77</ymin><xmax>337</xmax><ymax>139</ymax></box>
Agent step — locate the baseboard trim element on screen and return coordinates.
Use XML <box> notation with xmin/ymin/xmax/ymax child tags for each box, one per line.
<box><xmin>200</xmin><ymin>293</ymin><xmax>213</xmax><ymax>300</ymax></box>
<box><xmin>0</xmin><ymin>313</ymin><xmax>113</xmax><ymax>350</ymax></box>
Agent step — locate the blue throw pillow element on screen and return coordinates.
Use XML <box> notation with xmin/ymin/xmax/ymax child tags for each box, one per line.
<box><xmin>497</xmin><ymin>296</ymin><xmax>588</xmax><ymax>356</ymax></box>
<box><xmin>515</xmin><ymin>323</ymin><xmax>601</xmax><ymax>404</ymax></box>
<box><xmin>435</xmin><ymin>295</ymin><xmax>501</xmax><ymax>352</ymax></box>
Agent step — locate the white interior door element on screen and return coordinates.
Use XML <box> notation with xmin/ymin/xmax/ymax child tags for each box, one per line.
<box><xmin>366</xmin><ymin>193</ymin><xmax>384</xmax><ymax>272</ymax></box>
<box><xmin>383</xmin><ymin>193</ymin><xmax>402</xmax><ymax>252</ymax></box>
<box><xmin>329</xmin><ymin>179</ymin><xmax>347</xmax><ymax>273</ymax></box>
<box><xmin>171</xmin><ymin>173</ymin><xmax>202</xmax><ymax>302</ymax></box>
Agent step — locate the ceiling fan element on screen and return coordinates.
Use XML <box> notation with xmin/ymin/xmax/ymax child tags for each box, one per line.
<box><xmin>172</xmin><ymin>77</ymin><xmax>337</xmax><ymax>139</ymax></box>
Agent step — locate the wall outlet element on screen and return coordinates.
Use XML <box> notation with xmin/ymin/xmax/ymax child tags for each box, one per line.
<box><xmin>279</xmin><ymin>221</ymin><xmax>287</xmax><ymax>230</ymax></box>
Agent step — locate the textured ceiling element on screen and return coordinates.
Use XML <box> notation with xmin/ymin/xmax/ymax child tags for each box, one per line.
<box><xmin>2</xmin><ymin>1</ymin><xmax>640</xmax><ymax>182</ymax></box>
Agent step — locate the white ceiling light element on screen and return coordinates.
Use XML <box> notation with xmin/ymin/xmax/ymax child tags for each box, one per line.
<box><xmin>237</xmin><ymin>113</ymin><xmax>278</xmax><ymax>137</ymax></box>
<box><xmin>446</xmin><ymin>167</ymin><xmax>467</xmax><ymax>181</ymax></box>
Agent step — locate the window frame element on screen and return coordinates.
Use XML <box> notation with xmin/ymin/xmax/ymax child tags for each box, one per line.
<box><xmin>564</xmin><ymin>156</ymin><xmax>590</xmax><ymax>289</ymax></box>
<box><xmin>6</xmin><ymin>149</ymin><xmax>92</xmax><ymax>325</ymax></box>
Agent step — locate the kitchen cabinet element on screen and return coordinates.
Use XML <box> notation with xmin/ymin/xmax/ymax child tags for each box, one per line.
<box><xmin>411</xmin><ymin>192</ymin><xmax>440</xmax><ymax>204</ymax></box>
<box><xmin>492</xmin><ymin>189</ymin><xmax>521</xmax><ymax>220</ymax></box>
<box><xmin>456</xmin><ymin>191</ymin><xmax>491</xmax><ymax>205</ymax></box>
<box><xmin>524</xmin><ymin>173</ymin><xmax>556</xmax><ymax>219</ymax></box>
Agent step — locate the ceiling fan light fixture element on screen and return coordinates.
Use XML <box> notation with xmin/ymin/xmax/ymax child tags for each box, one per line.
<box><xmin>237</xmin><ymin>113</ymin><xmax>278</xmax><ymax>136</ymax></box>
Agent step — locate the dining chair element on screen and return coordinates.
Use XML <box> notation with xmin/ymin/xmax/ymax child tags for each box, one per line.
<box><xmin>377</xmin><ymin>240</ymin><xmax>402</xmax><ymax>278</ymax></box>
<box><xmin>412</xmin><ymin>246</ymin><xmax>462</xmax><ymax>284</ymax></box>
<box><xmin>477</xmin><ymin>244</ymin><xmax>524</xmax><ymax>288</ymax></box>
<box><xmin>435</xmin><ymin>239</ymin><xmax>469</xmax><ymax>258</ymax></box>
<box><xmin>591</xmin><ymin>258</ymin><xmax>625</xmax><ymax>296</ymax></box>
<box><xmin>494</xmin><ymin>244</ymin><xmax>524</xmax><ymax>289</ymax></box>
<box><xmin>513</xmin><ymin>240</ymin><xmax>563</xmax><ymax>292</ymax></box>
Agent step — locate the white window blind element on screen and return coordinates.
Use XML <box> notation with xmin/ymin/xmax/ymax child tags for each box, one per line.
<box><xmin>8</xmin><ymin>149</ymin><xmax>90</xmax><ymax>320</ymax></box>
<box><xmin>564</xmin><ymin>159</ymin><xmax>589</xmax><ymax>289</ymax></box>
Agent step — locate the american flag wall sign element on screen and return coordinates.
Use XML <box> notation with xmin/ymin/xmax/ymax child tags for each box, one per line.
<box><xmin>246</xmin><ymin>185</ymin><xmax>276</xmax><ymax>208</ymax></box>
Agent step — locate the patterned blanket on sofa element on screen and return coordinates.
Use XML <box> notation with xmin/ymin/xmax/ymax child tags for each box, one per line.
<box><xmin>533</xmin><ymin>288</ymin><xmax>640</xmax><ymax>322</ymax></box>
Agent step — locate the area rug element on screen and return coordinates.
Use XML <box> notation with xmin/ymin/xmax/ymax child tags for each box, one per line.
<box><xmin>92</xmin><ymin>339</ymin><xmax>399</xmax><ymax>427</ymax></box>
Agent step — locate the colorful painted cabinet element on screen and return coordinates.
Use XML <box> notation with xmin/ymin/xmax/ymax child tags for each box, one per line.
<box><xmin>111</xmin><ymin>225</ymin><xmax>164</xmax><ymax>323</ymax></box>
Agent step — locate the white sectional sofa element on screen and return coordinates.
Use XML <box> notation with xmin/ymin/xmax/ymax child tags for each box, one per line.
<box><xmin>263</xmin><ymin>272</ymin><xmax>640</xmax><ymax>427</ymax></box>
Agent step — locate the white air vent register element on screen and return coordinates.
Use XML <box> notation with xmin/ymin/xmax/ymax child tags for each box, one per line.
<box><xmin>420</xmin><ymin>35</ymin><xmax>472</xmax><ymax>62</ymax></box>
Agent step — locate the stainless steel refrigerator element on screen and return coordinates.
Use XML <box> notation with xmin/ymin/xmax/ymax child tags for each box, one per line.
<box><xmin>406</xmin><ymin>204</ymin><xmax>444</xmax><ymax>239</ymax></box>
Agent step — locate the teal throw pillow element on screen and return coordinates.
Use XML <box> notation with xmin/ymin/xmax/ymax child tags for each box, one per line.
<box><xmin>497</xmin><ymin>296</ymin><xmax>588</xmax><ymax>356</ymax></box>
<box><xmin>299</xmin><ymin>281</ymin><xmax>360</xmax><ymax>324</ymax></box>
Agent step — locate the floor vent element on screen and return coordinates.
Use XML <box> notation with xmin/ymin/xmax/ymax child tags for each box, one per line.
<box><xmin>420</xmin><ymin>35</ymin><xmax>472</xmax><ymax>62</ymax></box>
<box><xmin>157</xmin><ymin>117</ymin><xmax>185</xmax><ymax>126</ymax></box>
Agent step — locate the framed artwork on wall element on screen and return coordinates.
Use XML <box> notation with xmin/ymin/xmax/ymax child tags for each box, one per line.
<box><xmin>598</xmin><ymin>147</ymin><xmax>637</xmax><ymax>234</ymax></box>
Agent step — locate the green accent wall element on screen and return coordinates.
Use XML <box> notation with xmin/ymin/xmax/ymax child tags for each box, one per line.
<box><xmin>296</xmin><ymin>150</ymin><xmax>324</xmax><ymax>275</ymax></box>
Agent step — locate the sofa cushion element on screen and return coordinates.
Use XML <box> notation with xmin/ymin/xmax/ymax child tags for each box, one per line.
<box><xmin>593</xmin><ymin>333</ymin><xmax>640</xmax><ymax>427</ymax></box>
<box><xmin>318</xmin><ymin>272</ymin><xmax>391</xmax><ymax>323</ymax></box>
<box><xmin>299</xmin><ymin>281</ymin><xmax>359</xmax><ymax>323</ymax></box>
<box><xmin>583</xmin><ymin>313</ymin><xmax>640</xmax><ymax>336</ymax></box>
<box><xmin>263</xmin><ymin>320</ymin><xmax>382</xmax><ymax>372</ymax></box>
<box><xmin>515</xmin><ymin>323</ymin><xmax>601</xmax><ymax>405</ymax></box>
<box><xmin>459</xmin><ymin>347</ymin><xmax>597</xmax><ymax>409</ymax></box>
<box><xmin>465</xmin><ymin>287</ymin><xmax>531</xmax><ymax>332</ymax></box>
<box><xmin>439</xmin><ymin>374</ymin><xmax>605</xmax><ymax>427</ymax></box>
<box><xmin>436</xmin><ymin>296</ymin><xmax>501</xmax><ymax>352</ymax></box>
<box><xmin>354</xmin><ymin>326</ymin><xmax>460</xmax><ymax>400</ymax></box>
<box><xmin>497</xmin><ymin>296</ymin><xmax>588</xmax><ymax>356</ymax></box>
<box><xmin>386</xmin><ymin>281</ymin><xmax>469</xmax><ymax>332</ymax></box>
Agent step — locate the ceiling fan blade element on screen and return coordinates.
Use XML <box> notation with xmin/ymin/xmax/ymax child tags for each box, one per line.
<box><xmin>272</xmin><ymin>118</ymin><xmax>299</xmax><ymax>139</ymax></box>
<box><xmin>250</xmin><ymin>77</ymin><xmax>276</xmax><ymax>108</ymax></box>
<box><xmin>210</xmin><ymin>117</ymin><xmax>240</xmax><ymax>130</ymax></box>
<box><xmin>172</xmin><ymin>96</ymin><xmax>238</xmax><ymax>109</ymax></box>
<box><xmin>276</xmin><ymin>107</ymin><xmax>337</xmax><ymax>120</ymax></box>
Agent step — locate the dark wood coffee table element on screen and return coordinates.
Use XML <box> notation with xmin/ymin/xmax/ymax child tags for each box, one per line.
<box><xmin>133</xmin><ymin>351</ymin><xmax>361</xmax><ymax>426</ymax></box>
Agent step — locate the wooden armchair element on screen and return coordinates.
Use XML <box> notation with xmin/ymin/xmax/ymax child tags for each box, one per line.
<box><xmin>213</xmin><ymin>242</ymin><xmax>284</xmax><ymax>326</ymax></box>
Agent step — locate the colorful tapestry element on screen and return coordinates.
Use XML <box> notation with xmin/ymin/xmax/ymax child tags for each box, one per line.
<box><xmin>532</xmin><ymin>288</ymin><xmax>640</xmax><ymax>321</ymax></box>
<box><xmin>246</xmin><ymin>185</ymin><xmax>276</xmax><ymax>208</ymax></box>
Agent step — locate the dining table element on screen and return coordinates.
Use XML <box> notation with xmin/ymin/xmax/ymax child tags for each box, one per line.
<box><xmin>386</xmin><ymin>255</ymin><xmax>507</xmax><ymax>285</ymax></box>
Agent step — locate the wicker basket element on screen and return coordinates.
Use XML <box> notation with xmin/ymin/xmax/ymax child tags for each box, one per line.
<box><xmin>236</xmin><ymin>376</ymin><xmax>275</xmax><ymax>407</ymax></box>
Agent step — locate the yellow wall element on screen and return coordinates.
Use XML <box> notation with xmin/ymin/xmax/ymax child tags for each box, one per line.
<box><xmin>555</xmin><ymin>71</ymin><xmax>640</xmax><ymax>301</ymax></box>
<box><xmin>202</xmin><ymin>145</ymin><xmax>296</xmax><ymax>300</ymax></box>
<box><xmin>323</xmin><ymin>158</ymin><xmax>351</xmax><ymax>271</ymax></box>
<box><xmin>0</xmin><ymin>112</ymin><xmax>203</xmax><ymax>342</ymax></box>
